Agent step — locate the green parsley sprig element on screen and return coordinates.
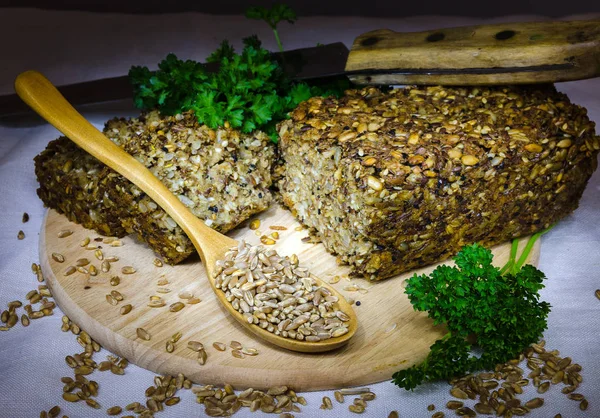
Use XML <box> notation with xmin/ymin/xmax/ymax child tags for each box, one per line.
<box><xmin>245</xmin><ymin>4</ymin><xmax>297</xmax><ymax>52</ymax></box>
<box><xmin>129</xmin><ymin>36</ymin><xmax>349</xmax><ymax>141</ymax></box>
<box><xmin>393</xmin><ymin>236</ymin><xmax>551</xmax><ymax>390</ymax></box>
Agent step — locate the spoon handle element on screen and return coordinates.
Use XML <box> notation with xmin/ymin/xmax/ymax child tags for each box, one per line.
<box><xmin>15</xmin><ymin>70</ymin><xmax>232</xmax><ymax>263</ymax></box>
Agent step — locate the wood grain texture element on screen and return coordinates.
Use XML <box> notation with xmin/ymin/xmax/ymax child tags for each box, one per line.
<box><xmin>15</xmin><ymin>70</ymin><xmax>357</xmax><ymax>352</ymax></box>
<box><xmin>346</xmin><ymin>20</ymin><xmax>600</xmax><ymax>85</ymax></box>
<box><xmin>40</xmin><ymin>207</ymin><xmax>540</xmax><ymax>391</ymax></box>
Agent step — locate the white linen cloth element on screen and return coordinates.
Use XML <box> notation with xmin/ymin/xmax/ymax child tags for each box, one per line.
<box><xmin>0</xmin><ymin>8</ymin><xmax>599</xmax><ymax>418</ymax></box>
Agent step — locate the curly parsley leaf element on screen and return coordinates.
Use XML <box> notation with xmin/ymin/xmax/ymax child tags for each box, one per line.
<box><xmin>129</xmin><ymin>43</ymin><xmax>349</xmax><ymax>141</ymax></box>
<box><xmin>393</xmin><ymin>241</ymin><xmax>551</xmax><ymax>390</ymax></box>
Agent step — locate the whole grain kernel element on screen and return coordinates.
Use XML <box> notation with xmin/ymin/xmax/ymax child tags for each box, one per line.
<box><xmin>57</xmin><ymin>230</ymin><xmax>73</xmax><ymax>238</ymax></box>
<box><xmin>170</xmin><ymin>302</ymin><xmax>185</xmax><ymax>312</ymax></box>
<box><xmin>64</xmin><ymin>266</ymin><xmax>76</xmax><ymax>276</ymax></box>
<box><xmin>213</xmin><ymin>342</ymin><xmax>226</xmax><ymax>351</ymax></box>
<box><xmin>120</xmin><ymin>304</ymin><xmax>132</xmax><ymax>315</ymax></box>
<box><xmin>136</xmin><ymin>327</ymin><xmax>151</xmax><ymax>341</ymax></box>
<box><xmin>461</xmin><ymin>155</ymin><xmax>479</xmax><ymax>166</ymax></box>
<box><xmin>106</xmin><ymin>406</ymin><xmax>122</xmax><ymax>415</ymax></box>
<box><xmin>349</xmin><ymin>404</ymin><xmax>365</xmax><ymax>413</ymax></box>
<box><xmin>197</xmin><ymin>349</ymin><xmax>208</xmax><ymax>365</ymax></box>
<box><xmin>121</xmin><ymin>266</ymin><xmax>136</xmax><ymax>274</ymax></box>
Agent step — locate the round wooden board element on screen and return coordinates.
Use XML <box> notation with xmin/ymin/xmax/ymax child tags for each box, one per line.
<box><xmin>40</xmin><ymin>206</ymin><xmax>540</xmax><ymax>391</ymax></box>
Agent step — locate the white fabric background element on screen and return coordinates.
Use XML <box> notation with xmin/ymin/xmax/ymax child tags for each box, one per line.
<box><xmin>1</xmin><ymin>8</ymin><xmax>599</xmax><ymax>418</ymax></box>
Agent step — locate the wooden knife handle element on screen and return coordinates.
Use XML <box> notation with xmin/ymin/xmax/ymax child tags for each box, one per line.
<box><xmin>345</xmin><ymin>20</ymin><xmax>600</xmax><ymax>85</ymax></box>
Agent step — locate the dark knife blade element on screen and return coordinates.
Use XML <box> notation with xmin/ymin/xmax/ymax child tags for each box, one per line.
<box><xmin>0</xmin><ymin>42</ymin><xmax>350</xmax><ymax>120</ymax></box>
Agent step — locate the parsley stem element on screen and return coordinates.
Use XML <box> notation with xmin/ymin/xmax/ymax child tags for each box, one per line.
<box><xmin>500</xmin><ymin>239</ymin><xmax>519</xmax><ymax>275</ymax></box>
<box><xmin>514</xmin><ymin>225</ymin><xmax>554</xmax><ymax>272</ymax></box>
<box><xmin>273</xmin><ymin>29</ymin><xmax>284</xmax><ymax>52</ymax></box>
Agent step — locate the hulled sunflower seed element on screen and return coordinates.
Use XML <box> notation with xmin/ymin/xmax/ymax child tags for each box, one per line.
<box><xmin>94</xmin><ymin>249</ymin><xmax>103</xmax><ymax>260</ymax></box>
<box><xmin>101</xmin><ymin>260</ymin><xmax>111</xmax><ymax>273</ymax></box>
<box><xmin>121</xmin><ymin>266</ymin><xmax>136</xmax><ymax>274</ymax></box>
<box><xmin>105</xmin><ymin>294</ymin><xmax>118</xmax><ymax>306</ymax></box>
<box><xmin>213</xmin><ymin>342</ymin><xmax>226</xmax><ymax>351</ymax></box>
<box><xmin>110</xmin><ymin>276</ymin><xmax>120</xmax><ymax>286</ymax></box>
<box><xmin>64</xmin><ymin>266</ymin><xmax>76</xmax><ymax>276</ymax></box>
<box><xmin>57</xmin><ymin>230</ymin><xmax>72</xmax><ymax>238</ymax></box>
<box><xmin>187</xmin><ymin>297</ymin><xmax>201</xmax><ymax>304</ymax></box>
<box><xmin>349</xmin><ymin>404</ymin><xmax>365</xmax><ymax>413</ymax></box>
<box><xmin>75</xmin><ymin>258</ymin><xmax>90</xmax><ymax>267</ymax></box>
<box><xmin>334</xmin><ymin>391</ymin><xmax>344</xmax><ymax>403</ymax></box>
<box><xmin>106</xmin><ymin>406</ymin><xmax>122</xmax><ymax>415</ymax></box>
<box><xmin>388</xmin><ymin>412</ymin><xmax>399</xmax><ymax>418</ymax></box>
<box><xmin>231</xmin><ymin>349</ymin><xmax>244</xmax><ymax>359</ymax></box>
<box><xmin>52</xmin><ymin>253</ymin><xmax>65</xmax><ymax>263</ymax></box>
<box><xmin>21</xmin><ymin>314</ymin><xmax>30</xmax><ymax>327</ymax></box>
<box><xmin>120</xmin><ymin>304</ymin><xmax>132</xmax><ymax>315</ymax></box>
<box><xmin>197</xmin><ymin>349</ymin><xmax>208</xmax><ymax>365</ymax></box>
<box><xmin>136</xmin><ymin>327</ymin><xmax>151</xmax><ymax>341</ymax></box>
<box><xmin>169</xmin><ymin>302</ymin><xmax>185</xmax><ymax>312</ymax></box>
<box><xmin>85</xmin><ymin>399</ymin><xmax>100</xmax><ymax>409</ymax></box>
<box><xmin>166</xmin><ymin>341</ymin><xmax>175</xmax><ymax>353</ymax></box>
<box><xmin>153</xmin><ymin>258</ymin><xmax>163</xmax><ymax>267</ymax></box>
<box><xmin>187</xmin><ymin>341</ymin><xmax>204</xmax><ymax>352</ymax></box>
<box><xmin>111</xmin><ymin>290</ymin><xmax>124</xmax><ymax>301</ymax></box>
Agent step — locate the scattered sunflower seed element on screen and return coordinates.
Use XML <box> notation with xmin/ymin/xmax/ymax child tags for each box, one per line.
<box><xmin>249</xmin><ymin>219</ymin><xmax>261</xmax><ymax>230</ymax></box>
<box><xmin>57</xmin><ymin>230</ymin><xmax>73</xmax><ymax>238</ymax></box>
<box><xmin>153</xmin><ymin>258</ymin><xmax>164</xmax><ymax>267</ymax></box>
<box><xmin>187</xmin><ymin>297</ymin><xmax>201</xmax><ymax>304</ymax></box>
<box><xmin>334</xmin><ymin>391</ymin><xmax>344</xmax><ymax>403</ymax></box>
<box><xmin>136</xmin><ymin>327</ymin><xmax>151</xmax><ymax>341</ymax></box>
<box><xmin>120</xmin><ymin>304</ymin><xmax>132</xmax><ymax>315</ymax></box>
<box><xmin>106</xmin><ymin>406</ymin><xmax>122</xmax><ymax>415</ymax></box>
<box><xmin>17</xmin><ymin>230</ymin><xmax>25</xmax><ymax>240</ymax></box>
<box><xmin>213</xmin><ymin>342</ymin><xmax>226</xmax><ymax>351</ymax></box>
<box><xmin>22</xmin><ymin>213</ymin><xmax>29</xmax><ymax>223</ymax></box>
<box><xmin>595</xmin><ymin>289</ymin><xmax>600</xmax><ymax>300</ymax></box>
<box><xmin>388</xmin><ymin>412</ymin><xmax>399</xmax><ymax>418</ymax></box>
<box><xmin>51</xmin><ymin>252</ymin><xmax>65</xmax><ymax>263</ymax></box>
<box><xmin>170</xmin><ymin>302</ymin><xmax>185</xmax><ymax>312</ymax></box>
<box><xmin>121</xmin><ymin>266</ymin><xmax>136</xmax><ymax>274</ymax></box>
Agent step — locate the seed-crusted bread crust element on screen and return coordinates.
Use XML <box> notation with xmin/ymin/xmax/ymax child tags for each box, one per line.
<box><xmin>277</xmin><ymin>85</ymin><xmax>599</xmax><ymax>280</ymax></box>
<box><xmin>35</xmin><ymin>110</ymin><xmax>275</xmax><ymax>264</ymax></box>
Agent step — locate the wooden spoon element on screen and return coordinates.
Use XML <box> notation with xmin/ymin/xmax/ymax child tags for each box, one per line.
<box><xmin>15</xmin><ymin>70</ymin><xmax>357</xmax><ymax>352</ymax></box>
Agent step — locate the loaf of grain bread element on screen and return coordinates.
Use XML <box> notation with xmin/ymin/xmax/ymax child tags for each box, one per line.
<box><xmin>35</xmin><ymin>110</ymin><xmax>275</xmax><ymax>264</ymax></box>
<box><xmin>277</xmin><ymin>85</ymin><xmax>599</xmax><ymax>280</ymax></box>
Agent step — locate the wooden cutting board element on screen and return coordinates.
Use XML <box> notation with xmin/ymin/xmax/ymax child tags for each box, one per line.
<box><xmin>40</xmin><ymin>205</ymin><xmax>539</xmax><ymax>391</ymax></box>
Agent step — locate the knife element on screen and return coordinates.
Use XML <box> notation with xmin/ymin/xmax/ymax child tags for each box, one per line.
<box><xmin>2</xmin><ymin>19</ymin><xmax>599</xmax><ymax>119</ymax></box>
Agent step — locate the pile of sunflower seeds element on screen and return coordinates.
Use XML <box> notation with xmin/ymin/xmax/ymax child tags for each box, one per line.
<box><xmin>214</xmin><ymin>241</ymin><xmax>350</xmax><ymax>342</ymax></box>
<box><xmin>438</xmin><ymin>340</ymin><xmax>588</xmax><ymax>417</ymax></box>
<box><xmin>195</xmin><ymin>384</ymin><xmax>305</xmax><ymax>417</ymax></box>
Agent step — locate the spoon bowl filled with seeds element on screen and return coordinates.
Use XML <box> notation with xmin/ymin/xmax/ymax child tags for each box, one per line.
<box><xmin>15</xmin><ymin>70</ymin><xmax>357</xmax><ymax>352</ymax></box>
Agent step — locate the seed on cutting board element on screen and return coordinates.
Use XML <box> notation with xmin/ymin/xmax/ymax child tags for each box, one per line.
<box><xmin>88</xmin><ymin>265</ymin><xmax>98</xmax><ymax>276</ymax></box>
<box><xmin>187</xmin><ymin>341</ymin><xmax>204</xmax><ymax>352</ymax></box>
<box><xmin>51</xmin><ymin>252</ymin><xmax>65</xmax><ymax>263</ymax></box>
<box><xmin>108</xmin><ymin>276</ymin><xmax>120</xmax><ymax>286</ymax></box>
<box><xmin>213</xmin><ymin>342</ymin><xmax>226</xmax><ymax>351</ymax></box>
<box><xmin>136</xmin><ymin>327</ymin><xmax>151</xmax><ymax>341</ymax></box>
<box><xmin>121</xmin><ymin>266</ymin><xmax>136</xmax><ymax>274</ymax></box>
<box><xmin>75</xmin><ymin>258</ymin><xmax>89</xmax><ymax>267</ymax></box>
<box><xmin>110</xmin><ymin>240</ymin><xmax>123</xmax><ymax>247</ymax></box>
<box><xmin>120</xmin><ymin>304</ymin><xmax>132</xmax><ymax>315</ymax></box>
<box><xmin>166</xmin><ymin>341</ymin><xmax>175</xmax><ymax>353</ymax></box>
<box><xmin>230</xmin><ymin>340</ymin><xmax>243</xmax><ymax>350</ymax></box>
<box><xmin>105</xmin><ymin>256</ymin><xmax>119</xmax><ymax>262</ymax></box>
<box><xmin>249</xmin><ymin>219</ymin><xmax>261</xmax><ymax>230</ymax></box>
<box><xmin>231</xmin><ymin>349</ymin><xmax>244</xmax><ymax>359</ymax></box>
<box><xmin>197</xmin><ymin>349</ymin><xmax>208</xmax><ymax>365</ymax></box>
<box><xmin>148</xmin><ymin>299</ymin><xmax>166</xmax><ymax>308</ymax></box>
<box><xmin>157</xmin><ymin>287</ymin><xmax>171</xmax><ymax>294</ymax></box>
<box><xmin>94</xmin><ymin>249</ymin><xmax>103</xmax><ymax>260</ymax></box>
<box><xmin>101</xmin><ymin>260</ymin><xmax>110</xmax><ymax>273</ymax></box>
<box><xmin>153</xmin><ymin>258</ymin><xmax>163</xmax><ymax>267</ymax></box>
<box><xmin>105</xmin><ymin>294</ymin><xmax>118</xmax><ymax>306</ymax></box>
<box><xmin>106</xmin><ymin>406</ymin><xmax>122</xmax><ymax>415</ymax></box>
<box><xmin>110</xmin><ymin>290</ymin><xmax>124</xmax><ymax>301</ymax></box>
<box><xmin>64</xmin><ymin>266</ymin><xmax>76</xmax><ymax>276</ymax></box>
<box><xmin>187</xmin><ymin>297</ymin><xmax>201</xmax><ymax>304</ymax></box>
<box><xmin>57</xmin><ymin>229</ymin><xmax>72</xmax><ymax>238</ymax></box>
<box><xmin>178</xmin><ymin>291</ymin><xmax>193</xmax><ymax>299</ymax></box>
<box><xmin>170</xmin><ymin>302</ymin><xmax>185</xmax><ymax>312</ymax></box>
<box><xmin>241</xmin><ymin>347</ymin><xmax>259</xmax><ymax>356</ymax></box>
<box><xmin>80</xmin><ymin>237</ymin><xmax>90</xmax><ymax>247</ymax></box>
